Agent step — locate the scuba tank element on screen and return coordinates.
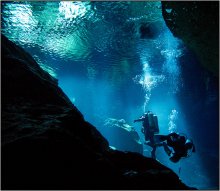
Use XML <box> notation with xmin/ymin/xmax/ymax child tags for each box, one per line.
<box><xmin>147</xmin><ymin>113</ymin><xmax>159</xmax><ymax>134</ymax></box>
<box><xmin>153</xmin><ymin>115</ymin><xmax>159</xmax><ymax>134</ymax></box>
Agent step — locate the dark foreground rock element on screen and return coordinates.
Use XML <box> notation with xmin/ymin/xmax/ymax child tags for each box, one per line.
<box><xmin>161</xmin><ymin>1</ymin><xmax>219</xmax><ymax>77</ymax></box>
<box><xmin>1</xmin><ymin>34</ymin><xmax>194</xmax><ymax>190</ymax></box>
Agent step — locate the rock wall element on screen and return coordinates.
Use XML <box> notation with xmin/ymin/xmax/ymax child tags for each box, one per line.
<box><xmin>1</xmin><ymin>34</ymin><xmax>194</xmax><ymax>190</ymax></box>
<box><xmin>103</xmin><ymin>118</ymin><xmax>143</xmax><ymax>154</ymax></box>
<box><xmin>161</xmin><ymin>1</ymin><xmax>219</xmax><ymax>76</ymax></box>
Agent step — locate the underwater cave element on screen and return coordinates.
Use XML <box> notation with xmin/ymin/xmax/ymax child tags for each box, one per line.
<box><xmin>1</xmin><ymin>1</ymin><xmax>219</xmax><ymax>190</ymax></box>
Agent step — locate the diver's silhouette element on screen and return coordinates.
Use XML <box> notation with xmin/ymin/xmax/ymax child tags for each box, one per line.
<box><xmin>159</xmin><ymin>132</ymin><xmax>196</xmax><ymax>163</ymax></box>
<box><xmin>134</xmin><ymin>111</ymin><xmax>159</xmax><ymax>159</ymax></box>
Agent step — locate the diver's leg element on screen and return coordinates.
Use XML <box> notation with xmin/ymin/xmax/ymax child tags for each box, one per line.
<box><xmin>150</xmin><ymin>133</ymin><xmax>157</xmax><ymax>159</ymax></box>
<box><xmin>151</xmin><ymin>146</ymin><xmax>156</xmax><ymax>159</ymax></box>
<box><xmin>159</xmin><ymin>135</ymin><xmax>169</xmax><ymax>141</ymax></box>
<box><xmin>149</xmin><ymin>132</ymin><xmax>155</xmax><ymax>144</ymax></box>
<box><xmin>145</xmin><ymin>133</ymin><xmax>155</xmax><ymax>146</ymax></box>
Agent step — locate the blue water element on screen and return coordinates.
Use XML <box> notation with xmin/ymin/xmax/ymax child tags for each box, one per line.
<box><xmin>1</xmin><ymin>1</ymin><xmax>219</xmax><ymax>189</ymax></box>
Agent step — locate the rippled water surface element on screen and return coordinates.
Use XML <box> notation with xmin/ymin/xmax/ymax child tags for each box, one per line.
<box><xmin>1</xmin><ymin>1</ymin><xmax>219</xmax><ymax>189</ymax></box>
<box><xmin>1</xmin><ymin>2</ymin><xmax>179</xmax><ymax>92</ymax></box>
<box><xmin>2</xmin><ymin>2</ymin><xmax>162</xmax><ymax>65</ymax></box>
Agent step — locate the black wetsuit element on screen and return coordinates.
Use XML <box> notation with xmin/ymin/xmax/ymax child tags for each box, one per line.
<box><xmin>160</xmin><ymin>133</ymin><xmax>188</xmax><ymax>162</ymax></box>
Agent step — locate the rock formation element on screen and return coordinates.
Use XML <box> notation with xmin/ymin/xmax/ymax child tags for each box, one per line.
<box><xmin>161</xmin><ymin>1</ymin><xmax>219</xmax><ymax>76</ymax></box>
<box><xmin>1</xmin><ymin>34</ymin><xmax>194</xmax><ymax>190</ymax></box>
<box><xmin>103</xmin><ymin>118</ymin><xmax>143</xmax><ymax>154</ymax></box>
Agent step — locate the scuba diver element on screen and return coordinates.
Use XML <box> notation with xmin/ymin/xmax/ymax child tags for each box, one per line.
<box><xmin>134</xmin><ymin>111</ymin><xmax>159</xmax><ymax>159</ymax></box>
<box><xmin>159</xmin><ymin>132</ymin><xmax>196</xmax><ymax>163</ymax></box>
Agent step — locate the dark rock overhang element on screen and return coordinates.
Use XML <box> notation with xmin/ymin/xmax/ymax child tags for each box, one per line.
<box><xmin>161</xmin><ymin>1</ymin><xmax>219</xmax><ymax>77</ymax></box>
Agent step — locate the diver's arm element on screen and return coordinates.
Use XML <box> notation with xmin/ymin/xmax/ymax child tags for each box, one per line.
<box><xmin>134</xmin><ymin>116</ymin><xmax>144</xmax><ymax>123</ymax></box>
<box><xmin>162</xmin><ymin>142</ymin><xmax>172</xmax><ymax>156</ymax></box>
<box><xmin>169</xmin><ymin>132</ymin><xmax>178</xmax><ymax>138</ymax></box>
